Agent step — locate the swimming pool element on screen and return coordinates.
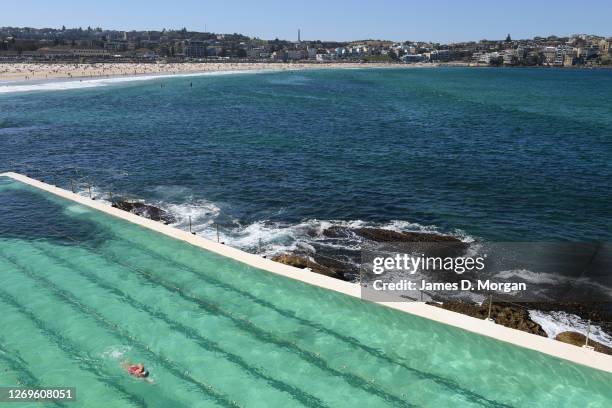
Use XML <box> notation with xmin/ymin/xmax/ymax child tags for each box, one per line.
<box><xmin>0</xmin><ymin>175</ymin><xmax>611</xmax><ymax>408</ymax></box>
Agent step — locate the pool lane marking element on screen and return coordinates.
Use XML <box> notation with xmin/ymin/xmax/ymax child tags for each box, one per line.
<box><xmin>25</xmin><ymin>242</ymin><xmax>331</xmax><ymax>408</ymax></box>
<box><xmin>0</xmin><ymin>253</ymin><xmax>243</xmax><ymax>408</ymax></box>
<box><xmin>0</xmin><ymin>343</ymin><xmax>68</xmax><ymax>408</ymax></box>
<box><xmin>114</xmin><ymin>233</ymin><xmax>387</xmax><ymax>349</ymax></box>
<box><xmin>0</xmin><ymin>251</ymin><xmax>296</xmax><ymax>408</ymax></box>
<box><xmin>40</xmin><ymin>228</ymin><xmax>513</xmax><ymax>408</ymax></box>
<box><xmin>104</xmin><ymin>233</ymin><xmax>517</xmax><ymax>407</ymax></box>
<box><xmin>30</xmin><ymin>231</ymin><xmax>497</xmax><ymax>408</ymax></box>
<box><xmin>2</xmin><ymin>172</ymin><xmax>610</xmax><ymax>375</ymax></box>
<box><xmin>2</xmin><ymin>243</ymin><xmax>415</xmax><ymax>408</ymax></box>
<box><xmin>0</xmin><ymin>290</ymin><xmax>150</xmax><ymax>408</ymax></box>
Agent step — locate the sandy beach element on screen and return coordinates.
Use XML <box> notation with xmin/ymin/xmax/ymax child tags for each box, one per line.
<box><xmin>0</xmin><ymin>61</ymin><xmax>435</xmax><ymax>82</ymax></box>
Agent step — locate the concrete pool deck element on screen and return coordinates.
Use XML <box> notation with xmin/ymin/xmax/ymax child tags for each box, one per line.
<box><xmin>2</xmin><ymin>171</ymin><xmax>611</xmax><ymax>374</ymax></box>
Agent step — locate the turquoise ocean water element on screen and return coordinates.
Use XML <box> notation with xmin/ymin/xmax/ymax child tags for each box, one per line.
<box><xmin>0</xmin><ymin>176</ymin><xmax>611</xmax><ymax>407</ymax></box>
<box><xmin>1</xmin><ymin>68</ymin><xmax>612</xmax><ymax>406</ymax></box>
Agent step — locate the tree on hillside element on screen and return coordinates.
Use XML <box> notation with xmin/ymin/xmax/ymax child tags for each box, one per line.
<box><xmin>600</xmin><ymin>54</ymin><xmax>612</xmax><ymax>65</ymax></box>
<box><xmin>489</xmin><ymin>55</ymin><xmax>503</xmax><ymax>66</ymax></box>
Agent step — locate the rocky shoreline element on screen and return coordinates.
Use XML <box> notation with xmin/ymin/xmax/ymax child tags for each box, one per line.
<box><xmin>110</xmin><ymin>198</ymin><xmax>612</xmax><ymax>355</ymax></box>
<box><xmin>555</xmin><ymin>332</ymin><xmax>612</xmax><ymax>354</ymax></box>
<box><xmin>432</xmin><ymin>300</ymin><xmax>547</xmax><ymax>336</ymax></box>
<box><xmin>111</xmin><ymin>200</ymin><xmax>176</xmax><ymax>224</ymax></box>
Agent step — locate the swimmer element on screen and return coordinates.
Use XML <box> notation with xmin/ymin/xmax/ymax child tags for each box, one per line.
<box><xmin>122</xmin><ymin>361</ymin><xmax>153</xmax><ymax>383</ymax></box>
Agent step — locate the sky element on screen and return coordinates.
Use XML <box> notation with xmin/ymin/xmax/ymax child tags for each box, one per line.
<box><xmin>3</xmin><ymin>0</ymin><xmax>612</xmax><ymax>43</ymax></box>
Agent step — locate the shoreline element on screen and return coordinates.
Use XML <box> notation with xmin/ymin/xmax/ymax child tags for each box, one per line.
<box><xmin>2</xmin><ymin>171</ymin><xmax>611</xmax><ymax>374</ymax></box>
<box><xmin>0</xmin><ymin>61</ymin><xmax>437</xmax><ymax>84</ymax></box>
<box><xmin>80</xmin><ymin>192</ymin><xmax>612</xmax><ymax>354</ymax></box>
<box><xmin>1</xmin><ymin>61</ymin><xmax>610</xmax><ymax>85</ymax></box>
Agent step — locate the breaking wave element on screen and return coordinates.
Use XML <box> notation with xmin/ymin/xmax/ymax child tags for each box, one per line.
<box><xmin>157</xmin><ymin>204</ymin><xmax>472</xmax><ymax>258</ymax></box>
<box><xmin>529</xmin><ymin>310</ymin><xmax>612</xmax><ymax>348</ymax></box>
<box><xmin>66</xmin><ymin>187</ymin><xmax>612</xmax><ymax>342</ymax></box>
<box><xmin>0</xmin><ymin>69</ymin><xmax>281</xmax><ymax>94</ymax></box>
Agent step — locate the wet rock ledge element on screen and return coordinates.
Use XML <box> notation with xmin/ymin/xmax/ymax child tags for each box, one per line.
<box><xmin>112</xmin><ymin>200</ymin><xmax>176</xmax><ymax>224</ymax></box>
<box><xmin>555</xmin><ymin>332</ymin><xmax>612</xmax><ymax>355</ymax></box>
<box><xmin>103</xmin><ymin>206</ymin><xmax>612</xmax><ymax>355</ymax></box>
<box><xmin>270</xmin><ymin>254</ymin><xmax>341</xmax><ymax>279</ymax></box>
<box><xmin>431</xmin><ymin>301</ymin><xmax>547</xmax><ymax>336</ymax></box>
<box><xmin>274</xmin><ymin>226</ymin><xmax>465</xmax><ymax>280</ymax></box>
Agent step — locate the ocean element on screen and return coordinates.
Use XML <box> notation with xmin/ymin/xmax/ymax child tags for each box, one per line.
<box><xmin>1</xmin><ymin>66</ymin><xmax>612</xmax><ymax>343</ymax></box>
<box><xmin>1</xmin><ymin>67</ymin><xmax>610</xmax><ymax>247</ymax></box>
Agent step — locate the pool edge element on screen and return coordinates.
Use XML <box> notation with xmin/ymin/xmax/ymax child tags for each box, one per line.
<box><xmin>2</xmin><ymin>171</ymin><xmax>611</xmax><ymax>374</ymax></box>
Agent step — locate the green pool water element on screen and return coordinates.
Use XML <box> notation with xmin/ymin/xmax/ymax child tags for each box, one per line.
<box><xmin>0</xmin><ymin>176</ymin><xmax>610</xmax><ymax>408</ymax></box>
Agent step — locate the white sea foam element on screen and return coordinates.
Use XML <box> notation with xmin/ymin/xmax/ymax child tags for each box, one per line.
<box><xmin>135</xmin><ymin>192</ymin><xmax>471</xmax><ymax>258</ymax></box>
<box><xmin>529</xmin><ymin>310</ymin><xmax>612</xmax><ymax>348</ymax></box>
<box><xmin>74</xmin><ymin>185</ymin><xmax>111</xmax><ymax>204</ymax></box>
<box><xmin>164</xmin><ymin>200</ymin><xmax>221</xmax><ymax>230</ymax></box>
<box><xmin>172</xmin><ymin>213</ymin><xmax>472</xmax><ymax>258</ymax></box>
<box><xmin>0</xmin><ymin>69</ymin><xmax>277</xmax><ymax>94</ymax></box>
<box><xmin>103</xmin><ymin>189</ymin><xmax>473</xmax><ymax>258</ymax></box>
<box><xmin>101</xmin><ymin>345</ymin><xmax>132</xmax><ymax>360</ymax></box>
<box><xmin>81</xmin><ymin>187</ymin><xmax>473</xmax><ymax>266</ymax></box>
<box><xmin>492</xmin><ymin>269</ymin><xmax>612</xmax><ymax>298</ymax></box>
<box><xmin>493</xmin><ymin>269</ymin><xmax>564</xmax><ymax>285</ymax></box>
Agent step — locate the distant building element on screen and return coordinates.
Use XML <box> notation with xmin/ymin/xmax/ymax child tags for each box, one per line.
<box><xmin>502</xmin><ymin>50</ymin><xmax>515</xmax><ymax>65</ymax></box>
<box><xmin>247</xmin><ymin>47</ymin><xmax>270</xmax><ymax>59</ymax></box>
<box><xmin>401</xmin><ymin>54</ymin><xmax>425</xmax><ymax>63</ymax></box>
<box><xmin>287</xmin><ymin>49</ymin><xmax>305</xmax><ymax>60</ymax></box>
<box><xmin>548</xmin><ymin>45</ymin><xmax>573</xmax><ymax>66</ymax></box>
<box><xmin>474</xmin><ymin>52</ymin><xmax>499</xmax><ymax>64</ymax></box>
<box><xmin>427</xmin><ymin>49</ymin><xmax>452</xmax><ymax>62</ymax></box>
<box><xmin>272</xmin><ymin>50</ymin><xmax>288</xmax><ymax>61</ymax></box>
<box><xmin>316</xmin><ymin>52</ymin><xmax>337</xmax><ymax>61</ymax></box>
<box><xmin>307</xmin><ymin>46</ymin><xmax>317</xmax><ymax>60</ymax></box>
<box><xmin>72</xmin><ymin>48</ymin><xmax>111</xmax><ymax>57</ymax></box>
<box><xmin>206</xmin><ymin>46</ymin><xmax>223</xmax><ymax>57</ymax></box>
<box><xmin>184</xmin><ymin>40</ymin><xmax>207</xmax><ymax>58</ymax></box>
<box><xmin>563</xmin><ymin>53</ymin><xmax>575</xmax><ymax>66</ymax></box>
<box><xmin>542</xmin><ymin>47</ymin><xmax>557</xmax><ymax>65</ymax></box>
<box><xmin>577</xmin><ymin>44</ymin><xmax>599</xmax><ymax>60</ymax></box>
<box><xmin>104</xmin><ymin>40</ymin><xmax>127</xmax><ymax>52</ymax></box>
<box><xmin>35</xmin><ymin>47</ymin><xmax>110</xmax><ymax>59</ymax></box>
<box><xmin>130</xmin><ymin>49</ymin><xmax>155</xmax><ymax>59</ymax></box>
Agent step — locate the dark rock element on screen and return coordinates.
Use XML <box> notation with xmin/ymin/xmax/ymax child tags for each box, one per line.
<box><xmin>353</xmin><ymin>227</ymin><xmax>469</xmax><ymax>261</ymax></box>
<box><xmin>312</xmin><ymin>254</ymin><xmax>350</xmax><ymax>272</ymax></box>
<box><xmin>555</xmin><ymin>331</ymin><xmax>612</xmax><ymax>355</ymax></box>
<box><xmin>354</xmin><ymin>227</ymin><xmax>462</xmax><ymax>243</ymax></box>
<box><xmin>430</xmin><ymin>301</ymin><xmax>547</xmax><ymax>336</ymax></box>
<box><xmin>322</xmin><ymin>226</ymin><xmax>462</xmax><ymax>244</ymax></box>
<box><xmin>322</xmin><ymin>226</ymin><xmax>355</xmax><ymax>239</ymax></box>
<box><xmin>112</xmin><ymin>200</ymin><xmax>176</xmax><ymax>224</ymax></box>
<box><xmin>311</xmin><ymin>255</ymin><xmax>354</xmax><ymax>281</ymax></box>
<box><xmin>271</xmin><ymin>254</ymin><xmax>339</xmax><ymax>278</ymax></box>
